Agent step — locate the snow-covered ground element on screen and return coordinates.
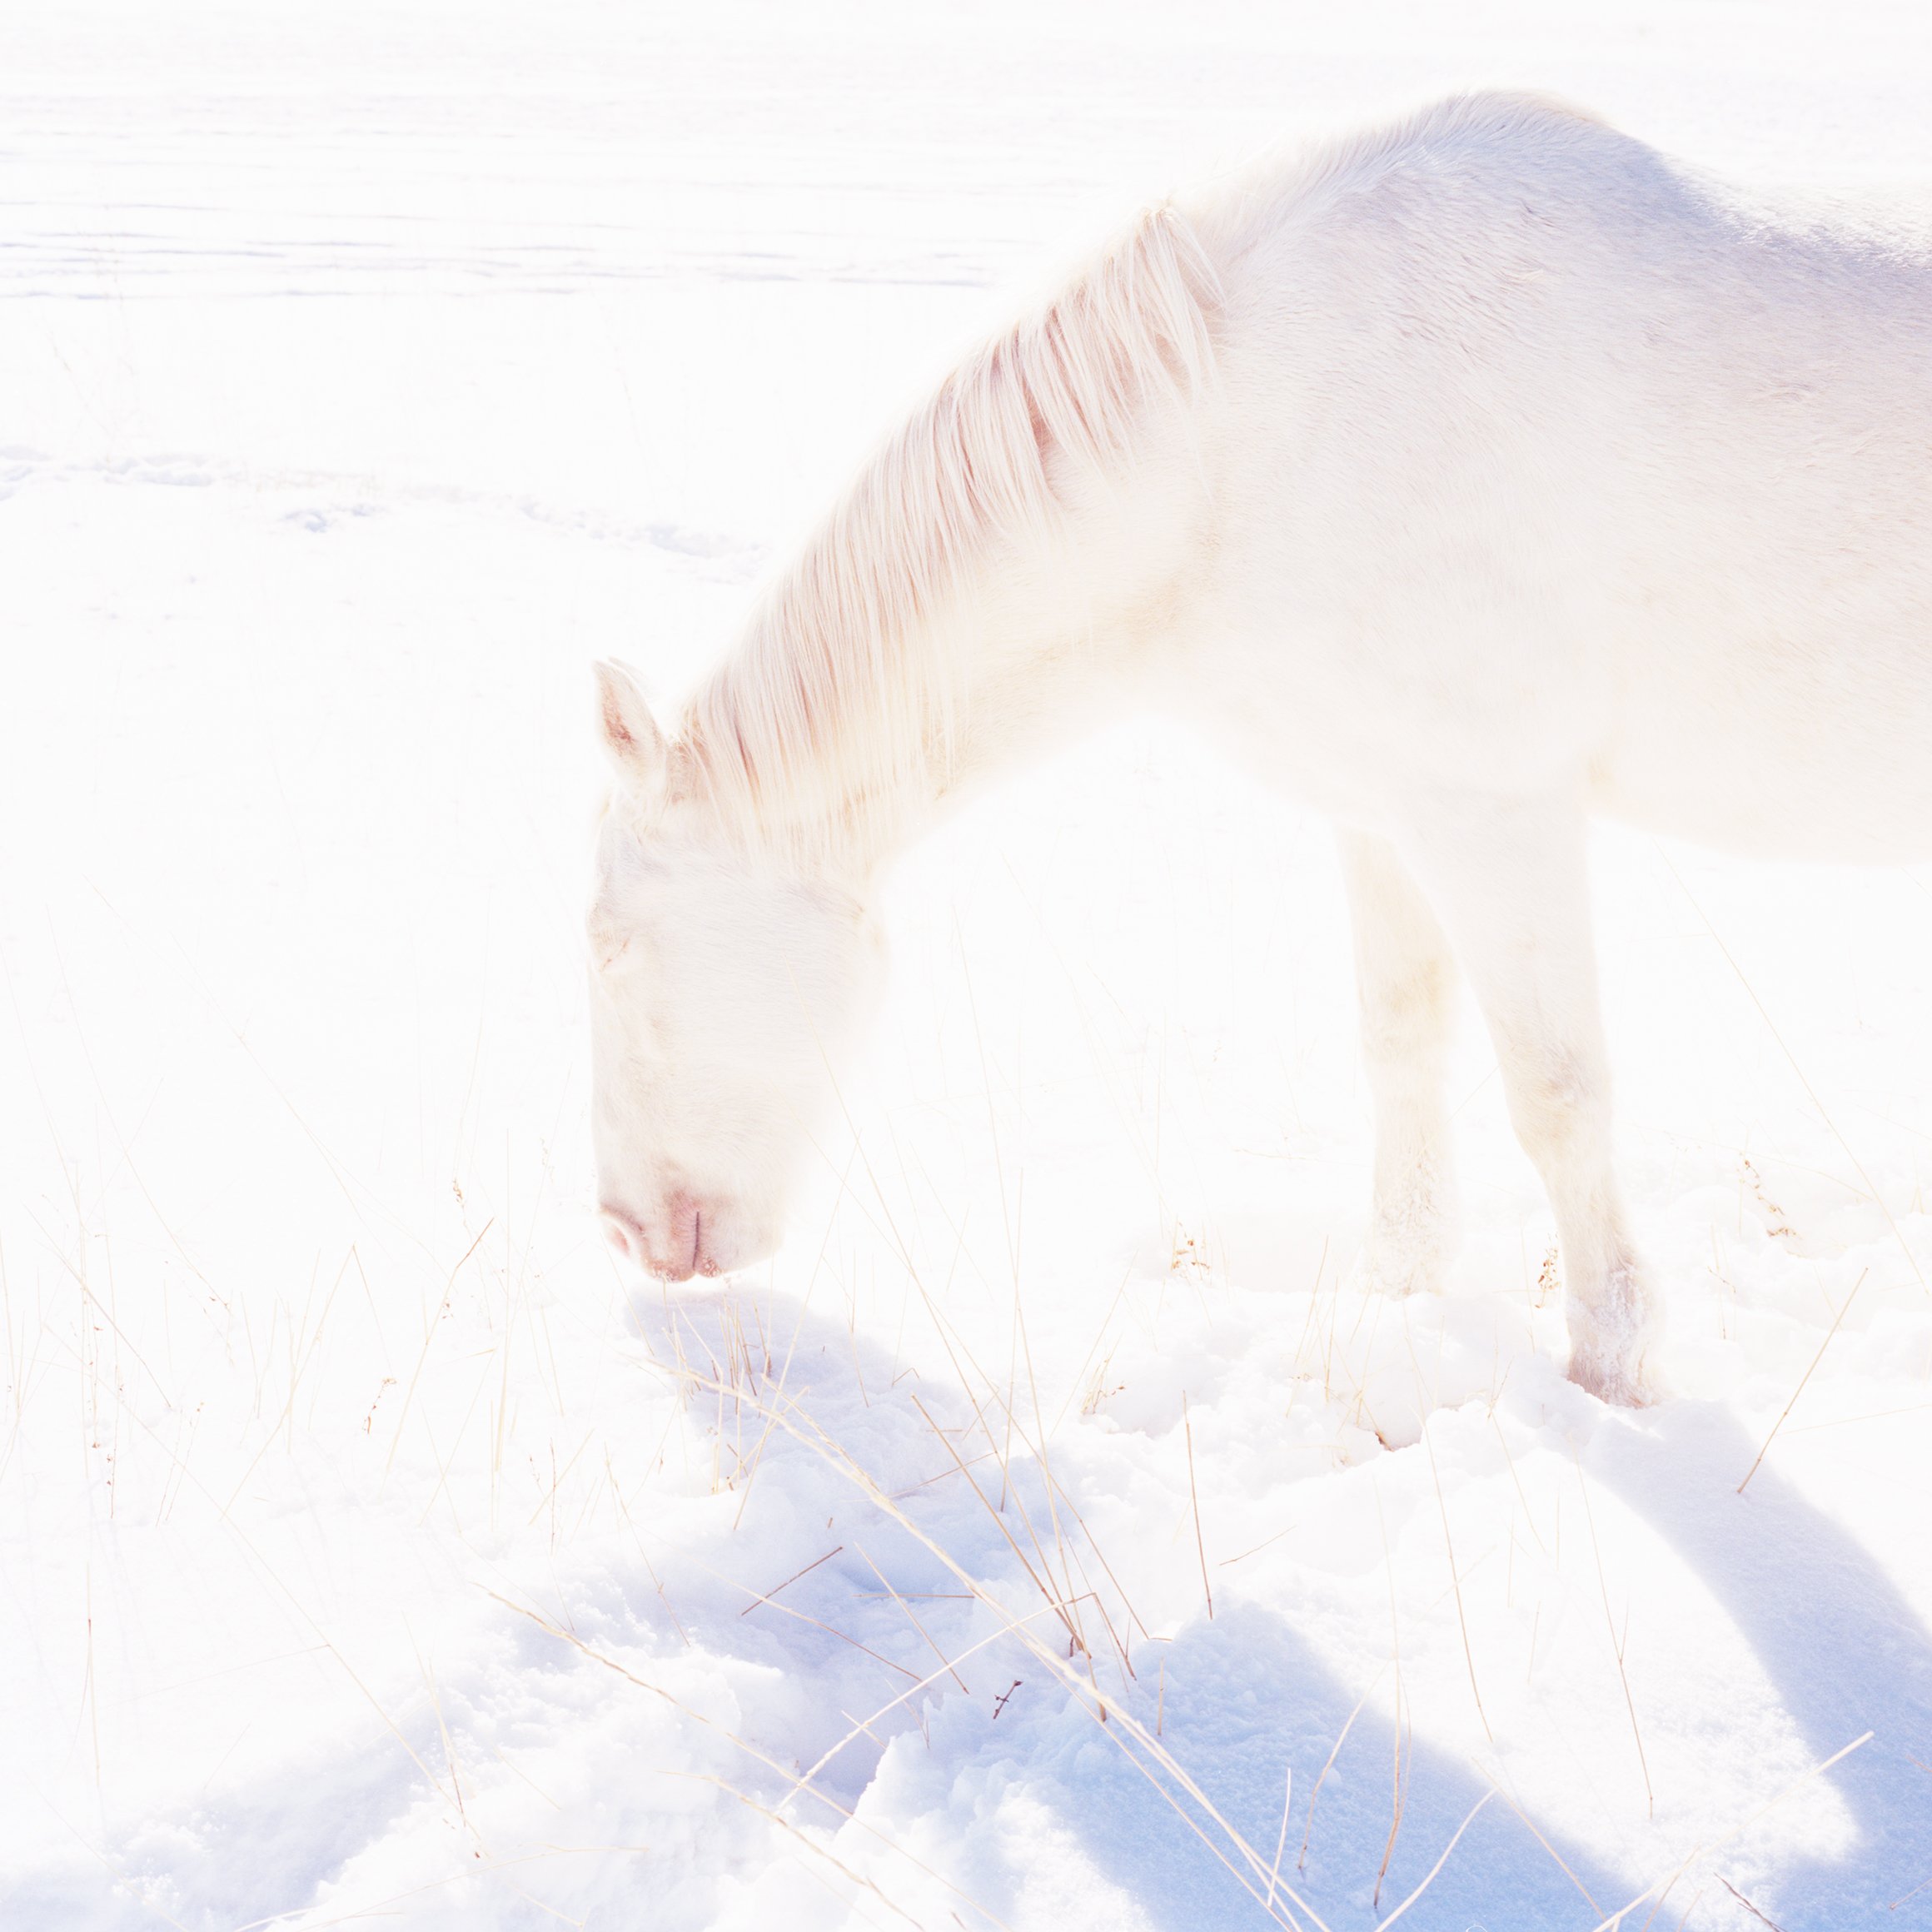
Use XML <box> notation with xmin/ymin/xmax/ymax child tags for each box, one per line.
<box><xmin>7</xmin><ymin>2</ymin><xmax>1932</xmax><ymax>1925</ymax></box>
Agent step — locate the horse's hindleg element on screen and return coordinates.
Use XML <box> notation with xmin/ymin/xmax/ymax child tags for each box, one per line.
<box><xmin>1397</xmin><ymin>796</ymin><xmax>1660</xmax><ymax>1406</ymax></box>
<box><xmin>1338</xmin><ymin>829</ymin><xmax>1461</xmax><ymax>1297</ymax></box>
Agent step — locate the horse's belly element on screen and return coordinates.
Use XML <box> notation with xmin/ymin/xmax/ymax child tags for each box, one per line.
<box><xmin>1595</xmin><ymin>657</ymin><xmax>1932</xmax><ymax>864</ymax></box>
<box><xmin>1179</xmin><ymin>595</ymin><xmax>1932</xmax><ymax>866</ymax></box>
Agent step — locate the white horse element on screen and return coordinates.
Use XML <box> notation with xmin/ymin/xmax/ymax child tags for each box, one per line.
<box><xmin>588</xmin><ymin>92</ymin><xmax>1932</xmax><ymax>1407</ymax></box>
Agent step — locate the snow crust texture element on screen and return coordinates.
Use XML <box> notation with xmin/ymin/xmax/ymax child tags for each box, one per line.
<box><xmin>7</xmin><ymin>3</ymin><xmax>1932</xmax><ymax>1928</ymax></box>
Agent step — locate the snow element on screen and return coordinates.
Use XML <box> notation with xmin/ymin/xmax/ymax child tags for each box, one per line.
<box><xmin>6</xmin><ymin>2</ymin><xmax>1932</xmax><ymax>1926</ymax></box>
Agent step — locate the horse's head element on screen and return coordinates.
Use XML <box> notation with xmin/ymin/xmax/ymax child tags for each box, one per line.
<box><xmin>585</xmin><ymin>660</ymin><xmax>884</xmax><ymax>1280</ymax></box>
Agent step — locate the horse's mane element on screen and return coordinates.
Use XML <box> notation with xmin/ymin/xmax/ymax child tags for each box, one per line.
<box><xmin>681</xmin><ymin>202</ymin><xmax>1220</xmax><ymax>868</ymax></box>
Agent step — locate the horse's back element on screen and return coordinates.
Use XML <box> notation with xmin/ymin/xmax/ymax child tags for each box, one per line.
<box><xmin>1181</xmin><ymin>97</ymin><xmax>1932</xmax><ymax>861</ymax></box>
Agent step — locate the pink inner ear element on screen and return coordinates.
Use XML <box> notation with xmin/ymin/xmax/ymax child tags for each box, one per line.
<box><xmin>602</xmin><ymin>688</ymin><xmax>636</xmax><ymax>749</ymax></box>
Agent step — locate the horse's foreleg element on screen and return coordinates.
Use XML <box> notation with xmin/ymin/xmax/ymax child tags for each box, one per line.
<box><xmin>1397</xmin><ymin>794</ymin><xmax>1660</xmax><ymax>1406</ymax></box>
<box><xmin>1338</xmin><ymin>829</ymin><xmax>1461</xmax><ymax>1298</ymax></box>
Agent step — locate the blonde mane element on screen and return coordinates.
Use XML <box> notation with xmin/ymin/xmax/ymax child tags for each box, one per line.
<box><xmin>681</xmin><ymin>202</ymin><xmax>1220</xmax><ymax>869</ymax></box>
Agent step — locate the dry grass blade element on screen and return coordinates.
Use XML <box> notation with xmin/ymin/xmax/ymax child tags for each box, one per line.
<box><xmin>903</xmin><ymin>1294</ymin><xmax>1151</xmax><ymax>1651</ymax></box>
<box><xmin>1372</xmin><ymin>1481</ymin><xmax>1406</xmax><ymax>1908</ymax></box>
<box><xmin>1584</xmin><ymin>1730</ymin><xmax>1872</xmax><ymax>1930</ymax></box>
<box><xmin>1372</xmin><ymin>1791</ymin><xmax>1492</xmax><ymax>1930</ymax></box>
<box><xmin>739</xmin><ymin>1543</ymin><xmax>844</xmax><ymax>1615</ymax></box>
<box><xmin>1572</xmin><ymin>1449</ymin><xmax>1652</xmax><ymax>1816</ymax></box>
<box><xmin>1264</xmin><ymin>1762</ymin><xmax>1292</xmax><ymax>1915</ymax></box>
<box><xmin>670</xmin><ymin>1770</ymin><xmax>956</xmax><ymax>1932</ymax></box>
<box><xmin>1887</xmin><ymin>1867</ymin><xmax>1932</xmax><ymax>1911</ymax></box>
<box><xmin>1184</xmin><ymin>1392</ymin><xmax>1213</xmax><ymax>1620</ymax></box>
<box><xmin>905</xmin><ymin>1389</ymin><xmax>1078</xmax><ymax>1648</ymax></box>
<box><xmin>1423</xmin><ymin>1420</ymin><xmax>1491</xmax><ymax>1743</ymax></box>
<box><xmin>1299</xmin><ymin>1673</ymin><xmax>1382</xmax><ymax>1871</ymax></box>
<box><xmin>1716</xmin><ymin>1875</ymin><xmax>1788</xmax><ymax>1930</ymax></box>
<box><xmin>1478</xmin><ymin>1770</ymin><xmax>1601</xmax><ymax>1915</ymax></box>
<box><xmin>1372</xmin><ymin>1680</ymin><xmax>1410</xmax><ymax>1912</ymax></box>
<box><xmin>685</xmin><ymin>1550</ymin><xmax>922</xmax><ymax>1682</ymax></box>
<box><xmin>1037</xmin><ymin>1476</ymin><xmax>1151</xmax><ymax>1646</ymax></box>
<box><xmin>787</xmin><ymin>1607</ymin><xmax>1066</xmax><ymax>1802</ymax></box>
<box><xmin>30</xmin><ymin>1222</ymin><xmax>178</xmax><ymax>1413</ymax></box>
<box><xmin>1661</xmin><ymin>849</ymin><xmax>1925</xmax><ymax>1295</ymax></box>
<box><xmin>853</xmin><ymin>1540</ymin><xmax>972</xmax><ymax>1693</ymax></box>
<box><xmin>386</xmin><ymin>1218</ymin><xmax>495</xmax><ymax>1477</ymax></box>
<box><xmin>1738</xmin><ymin>1269</ymin><xmax>1868</xmax><ymax>1493</ymax></box>
<box><xmin>733</xmin><ymin>1173</ymin><xmax>850</xmax><ymax>1529</ymax></box>
<box><xmin>1663</xmin><ymin>1885</ymin><xmax>1710</xmax><ymax>1932</ymax></box>
<box><xmin>1490</xmin><ymin>1412</ymin><xmax>1547</xmax><ymax>1555</ymax></box>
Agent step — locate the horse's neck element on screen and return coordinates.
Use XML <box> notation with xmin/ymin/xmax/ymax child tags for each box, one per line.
<box><xmin>680</xmin><ymin>202</ymin><xmax>1221</xmax><ymax>881</ymax></box>
<box><xmin>692</xmin><ymin>515</ymin><xmax>1119</xmax><ymax>879</ymax></box>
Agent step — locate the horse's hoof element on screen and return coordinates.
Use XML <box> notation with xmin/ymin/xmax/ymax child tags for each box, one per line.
<box><xmin>1565</xmin><ymin>1347</ymin><xmax>1663</xmax><ymax>1408</ymax></box>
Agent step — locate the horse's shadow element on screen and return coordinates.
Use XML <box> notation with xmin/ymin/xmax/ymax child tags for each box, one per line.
<box><xmin>1595</xmin><ymin>1402</ymin><xmax>1932</xmax><ymax>1927</ymax></box>
<box><xmin>992</xmin><ymin>1600</ymin><xmax>1626</xmax><ymax>1930</ymax></box>
<box><xmin>1038</xmin><ymin>1407</ymin><xmax>1932</xmax><ymax>1930</ymax></box>
<box><xmin>639</xmin><ymin>1288</ymin><xmax>1606</xmax><ymax>1924</ymax></box>
<box><xmin>640</xmin><ymin>1289</ymin><xmax>1932</xmax><ymax>1930</ymax></box>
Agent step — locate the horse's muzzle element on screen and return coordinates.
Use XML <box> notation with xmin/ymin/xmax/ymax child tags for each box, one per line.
<box><xmin>600</xmin><ymin>1194</ymin><xmax>717</xmax><ymax>1281</ymax></box>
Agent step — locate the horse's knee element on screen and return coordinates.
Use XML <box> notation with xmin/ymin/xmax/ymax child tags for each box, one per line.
<box><xmin>1358</xmin><ymin>955</ymin><xmax>1456</xmax><ymax>1076</ymax></box>
<box><xmin>1503</xmin><ymin>1046</ymin><xmax>1611</xmax><ymax>1173</ymax></box>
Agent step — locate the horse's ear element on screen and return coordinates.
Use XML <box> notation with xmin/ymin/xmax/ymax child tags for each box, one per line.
<box><xmin>594</xmin><ymin>658</ymin><xmax>667</xmax><ymax>791</ymax></box>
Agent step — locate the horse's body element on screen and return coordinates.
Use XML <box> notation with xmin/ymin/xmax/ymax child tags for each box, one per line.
<box><xmin>589</xmin><ymin>95</ymin><xmax>1932</xmax><ymax>1406</ymax></box>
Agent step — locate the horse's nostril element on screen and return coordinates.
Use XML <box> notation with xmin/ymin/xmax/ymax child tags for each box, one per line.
<box><xmin>600</xmin><ymin>1208</ymin><xmax>641</xmax><ymax>1264</ymax></box>
<box><xmin>673</xmin><ymin>1197</ymin><xmax>705</xmax><ymax>1280</ymax></box>
<box><xmin>600</xmin><ymin>1198</ymin><xmax>715</xmax><ymax>1280</ymax></box>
